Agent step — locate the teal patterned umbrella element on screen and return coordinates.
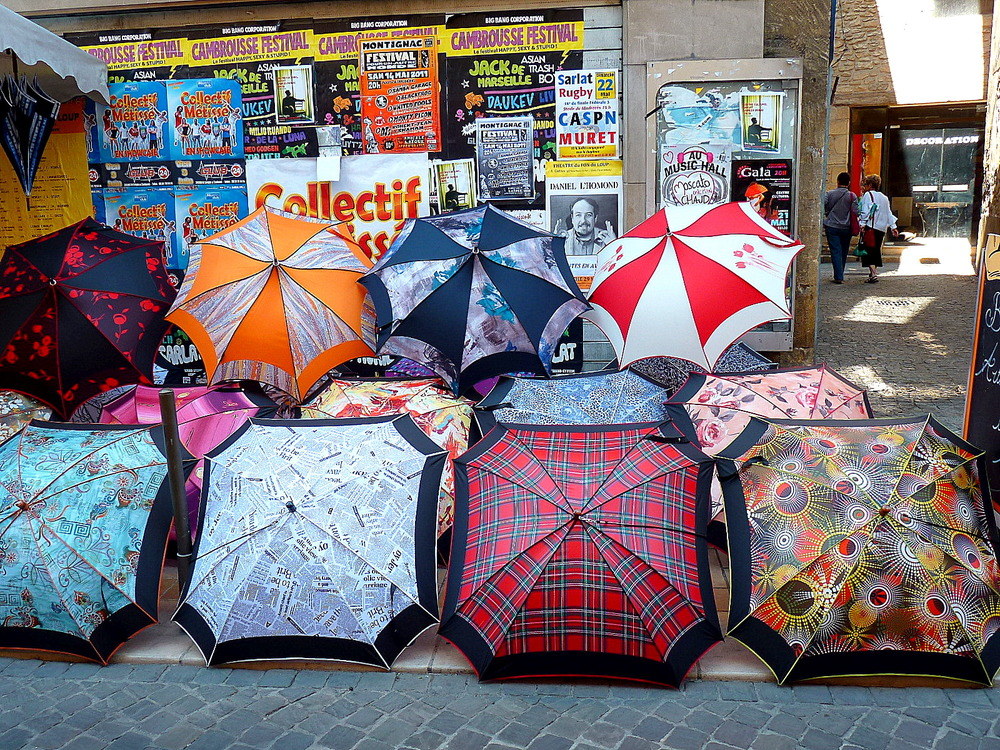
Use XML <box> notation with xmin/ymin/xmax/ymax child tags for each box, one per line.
<box><xmin>0</xmin><ymin>422</ymin><xmax>172</xmax><ymax>663</ymax></box>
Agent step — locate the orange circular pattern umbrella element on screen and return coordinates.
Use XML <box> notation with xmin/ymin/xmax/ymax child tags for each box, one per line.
<box><xmin>166</xmin><ymin>206</ymin><xmax>375</xmax><ymax>401</ymax></box>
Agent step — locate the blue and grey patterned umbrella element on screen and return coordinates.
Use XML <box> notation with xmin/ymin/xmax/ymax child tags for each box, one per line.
<box><xmin>173</xmin><ymin>415</ymin><xmax>445</xmax><ymax>667</ymax></box>
<box><xmin>474</xmin><ymin>369</ymin><xmax>677</xmax><ymax>434</ymax></box>
<box><xmin>360</xmin><ymin>206</ymin><xmax>588</xmax><ymax>395</ymax></box>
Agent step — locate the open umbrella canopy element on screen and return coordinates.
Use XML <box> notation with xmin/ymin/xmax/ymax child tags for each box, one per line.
<box><xmin>174</xmin><ymin>416</ymin><xmax>445</xmax><ymax>666</ymax></box>
<box><xmin>166</xmin><ymin>205</ymin><xmax>375</xmax><ymax>402</ymax></box>
<box><xmin>360</xmin><ymin>205</ymin><xmax>588</xmax><ymax>394</ymax></box>
<box><xmin>0</xmin><ymin>218</ymin><xmax>176</xmax><ymax>418</ymax></box>
<box><xmin>631</xmin><ymin>342</ymin><xmax>777</xmax><ymax>396</ymax></box>
<box><xmin>718</xmin><ymin>416</ymin><xmax>1000</xmax><ymax>684</ymax></box>
<box><xmin>440</xmin><ymin>423</ymin><xmax>729</xmax><ymax>686</ymax></box>
<box><xmin>474</xmin><ymin>369</ymin><xmax>674</xmax><ymax>433</ymax></box>
<box><xmin>96</xmin><ymin>384</ymin><xmax>277</xmax><ymax>533</ymax></box>
<box><xmin>0</xmin><ymin>421</ymin><xmax>172</xmax><ymax>663</ymax></box>
<box><xmin>0</xmin><ymin>390</ymin><xmax>50</xmax><ymax>442</ymax></box>
<box><xmin>586</xmin><ymin>203</ymin><xmax>803</xmax><ymax>371</ymax></box>
<box><xmin>301</xmin><ymin>378</ymin><xmax>473</xmax><ymax>540</ymax></box>
<box><xmin>668</xmin><ymin>365</ymin><xmax>872</xmax><ymax>456</ymax></box>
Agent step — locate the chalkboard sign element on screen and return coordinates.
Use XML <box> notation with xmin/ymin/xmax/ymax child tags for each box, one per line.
<box><xmin>965</xmin><ymin>234</ymin><xmax>1000</xmax><ymax>513</ymax></box>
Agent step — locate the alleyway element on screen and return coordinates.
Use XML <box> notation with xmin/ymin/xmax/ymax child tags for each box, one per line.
<box><xmin>2</xmin><ymin>240</ymin><xmax>995</xmax><ymax>750</ymax></box>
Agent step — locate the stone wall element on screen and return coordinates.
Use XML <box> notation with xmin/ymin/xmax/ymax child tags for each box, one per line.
<box><xmin>763</xmin><ymin>0</ymin><xmax>831</xmax><ymax>364</ymax></box>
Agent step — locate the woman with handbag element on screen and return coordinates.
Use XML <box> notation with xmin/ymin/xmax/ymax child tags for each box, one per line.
<box><xmin>856</xmin><ymin>173</ymin><xmax>898</xmax><ymax>283</ymax></box>
<box><xmin>823</xmin><ymin>171</ymin><xmax>859</xmax><ymax>284</ymax></box>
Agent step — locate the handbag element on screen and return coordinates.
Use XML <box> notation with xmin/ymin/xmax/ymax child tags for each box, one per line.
<box><xmin>850</xmin><ymin>206</ymin><xmax>861</xmax><ymax>236</ymax></box>
<box><xmin>852</xmin><ymin>239</ymin><xmax>867</xmax><ymax>258</ymax></box>
<box><xmin>861</xmin><ymin>226</ymin><xmax>876</xmax><ymax>247</ymax></box>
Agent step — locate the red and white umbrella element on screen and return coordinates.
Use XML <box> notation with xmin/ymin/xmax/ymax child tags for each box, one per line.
<box><xmin>586</xmin><ymin>203</ymin><xmax>804</xmax><ymax>371</ymax></box>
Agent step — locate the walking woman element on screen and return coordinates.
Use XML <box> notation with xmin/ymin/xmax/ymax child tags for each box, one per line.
<box><xmin>857</xmin><ymin>174</ymin><xmax>898</xmax><ymax>283</ymax></box>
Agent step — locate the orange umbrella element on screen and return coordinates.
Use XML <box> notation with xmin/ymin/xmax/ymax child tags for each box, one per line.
<box><xmin>166</xmin><ymin>206</ymin><xmax>375</xmax><ymax>401</ymax></box>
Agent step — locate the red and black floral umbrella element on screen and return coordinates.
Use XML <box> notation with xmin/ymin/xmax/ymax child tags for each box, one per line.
<box><xmin>0</xmin><ymin>218</ymin><xmax>176</xmax><ymax>418</ymax></box>
<box><xmin>440</xmin><ymin>423</ymin><xmax>733</xmax><ymax>686</ymax></box>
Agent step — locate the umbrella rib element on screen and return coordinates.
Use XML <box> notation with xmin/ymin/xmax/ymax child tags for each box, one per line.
<box><xmin>170</xmin><ymin>266</ymin><xmax>269</xmax><ymax>311</ymax></box>
<box><xmin>479</xmin><ymin>253</ymin><xmax>579</xmax><ymax>297</ymax></box>
<box><xmin>589</xmin><ymin>519</ymin><xmax>708</xmax><ymax>542</ymax></box>
<box><xmin>294</xmin><ymin>509</ymin><xmax>432</xmax><ymax>623</ymax></box>
<box><xmin>884</xmin><ymin>414</ymin><xmax>934</xmax><ymax>509</ymax></box>
<box><xmin>19</xmin><ymin>427</ymin><xmax>160</xmax><ymax>505</ymax></box>
<box><xmin>472</xmin><ymin>462</ymin><xmax>573</xmax><ymax>516</ymax></box>
<box><xmin>277</xmin><ymin>267</ymin><xmax>363</xmax><ymax>338</ymax></box>
<box><xmin>887</xmin><ymin>519</ymin><xmax>999</xmax><ymax>673</ymax></box>
<box><xmin>22</xmin><ymin>515</ymin><xmax>106</xmax><ymax>652</ymax></box>
<box><xmin>457</xmin><ymin>523</ymin><xmax>571</xmax><ymax>623</ymax></box>
<box><xmin>896</xmin><ymin>514</ymin><xmax>1000</xmax><ymax>598</ymax></box>
<box><xmin>27</xmin><ymin>461</ymin><xmax>166</xmax><ymax>510</ymax></box>
<box><xmin>55</xmin><ymin>290</ymin><xmax>153</xmax><ymax>376</ymax></box>
<box><xmin>476</xmin><ymin>258</ymin><xmax>541</xmax><ymax>359</ymax></box>
<box><xmin>32</xmin><ymin>512</ymin><xmax>153</xmax><ymax>616</ymax></box>
<box><xmin>579</xmin><ymin>523</ymin><xmax>681</xmax><ymax>663</ymax></box>
<box><xmin>183</xmin><ymin>516</ymin><xmax>284</xmax><ymax>576</ymax></box>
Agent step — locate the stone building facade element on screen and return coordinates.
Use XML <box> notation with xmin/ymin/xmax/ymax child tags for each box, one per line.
<box><xmin>828</xmin><ymin>0</ymin><xmax>993</xmax><ymax>248</ymax></box>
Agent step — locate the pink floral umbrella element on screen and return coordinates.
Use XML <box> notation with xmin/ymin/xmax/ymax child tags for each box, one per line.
<box><xmin>666</xmin><ymin>365</ymin><xmax>872</xmax><ymax>532</ymax></box>
<box><xmin>98</xmin><ymin>384</ymin><xmax>276</xmax><ymax>533</ymax></box>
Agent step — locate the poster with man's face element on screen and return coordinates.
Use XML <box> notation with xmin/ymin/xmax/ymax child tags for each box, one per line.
<box><xmin>548</xmin><ymin>195</ymin><xmax>618</xmax><ymax>255</ymax></box>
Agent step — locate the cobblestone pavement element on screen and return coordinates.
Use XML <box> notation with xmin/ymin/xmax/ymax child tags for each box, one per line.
<box><xmin>3</xmin><ymin>659</ymin><xmax>1000</xmax><ymax>750</ymax></box>
<box><xmin>4</xmin><ymin>240</ymin><xmax>994</xmax><ymax>750</ymax></box>
<box><xmin>814</xmin><ymin>241</ymin><xmax>978</xmax><ymax>431</ymax></box>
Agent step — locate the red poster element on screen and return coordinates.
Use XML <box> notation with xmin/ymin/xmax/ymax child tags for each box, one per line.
<box><xmin>359</xmin><ymin>36</ymin><xmax>441</xmax><ymax>153</ymax></box>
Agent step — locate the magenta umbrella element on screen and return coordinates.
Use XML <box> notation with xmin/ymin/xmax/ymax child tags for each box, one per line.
<box><xmin>97</xmin><ymin>384</ymin><xmax>276</xmax><ymax>533</ymax></box>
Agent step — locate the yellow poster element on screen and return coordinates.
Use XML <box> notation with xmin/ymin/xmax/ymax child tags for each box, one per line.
<box><xmin>0</xmin><ymin>101</ymin><xmax>93</xmax><ymax>249</ymax></box>
<box><xmin>442</xmin><ymin>20</ymin><xmax>583</xmax><ymax>56</ymax></box>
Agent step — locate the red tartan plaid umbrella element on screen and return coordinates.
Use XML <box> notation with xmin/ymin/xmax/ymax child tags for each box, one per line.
<box><xmin>440</xmin><ymin>423</ymin><xmax>732</xmax><ymax>686</ymax></box>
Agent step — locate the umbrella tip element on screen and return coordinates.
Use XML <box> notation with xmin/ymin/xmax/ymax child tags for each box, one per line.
<box><xmin>285</xmin><ymin>501</ymin><xmax>297</xmax><ymax>513</ymax></box>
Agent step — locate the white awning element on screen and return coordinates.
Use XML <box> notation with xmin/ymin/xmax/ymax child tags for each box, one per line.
<box><xmin>0</xmin><ymin>6</ymin><xmax>108</xmax><ymax>103</ymax></box>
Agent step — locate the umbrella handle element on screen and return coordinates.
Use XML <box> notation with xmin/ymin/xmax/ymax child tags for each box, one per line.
<box><xmin>159</xmin><ymin>389</ymin><xmax>194</xmax><ymax>590</ymax></box>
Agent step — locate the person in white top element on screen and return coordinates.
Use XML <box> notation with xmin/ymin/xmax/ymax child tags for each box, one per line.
<box><xmin>857</xmin><ymin>174</ymin><xmax>898</xmax><ymax>283</ymax></box>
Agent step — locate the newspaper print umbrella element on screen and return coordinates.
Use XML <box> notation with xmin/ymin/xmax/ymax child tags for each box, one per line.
<box><xmin>174</xmin><ymin>415</ymin><xmax>445</xmax><ymax>666</ymax></box>
<box><xmin>360</xmin><ymin>205</ymin><xmax>588</xmax><ymax>394</ymax></box>
<box><xmin>301</xmin><ymin>377</ymin><xmax>473</xmax><ymax>540</ymax></box>
<box><xmin>718</xmin><ymin>416</ymin><xmax>1000</xmax><ymax>684</ymax></box>
<box><xmin>0</xmin><ymin>74</ymin><xmax>60</xmax><ymax>195</ymax></box>
<box><xmin>166</xmin><ymin>205</ymin><xmax>375</xmax><ymax>402</ymax></box>
<box><xmin>474</xmin><ymin>369</ymin><xmax>675</xmax><ymax>433</ymax></box>
<box><xmin>0</xmin><ymin>391</ymin><xmax>50</xmax><ymax>442</ymax></box>
<box><xmin>586</xmin><ymin>203</ymin><xmax>803</xmax><ymax>371</ymax></box>
<box><xmin>0</xmin><ymin>421</ymin><xmax>172</xmax><ymax>663</ymax></box>
<box><xmin>0</xmin><ymin>218</ymin><xmax>176</xmax><ymax>418</ymax></box>
<box><xmin>96</xmin><ymin>384</ymin><xmax>277</xmax><ymax>533</ymax></box>
<box><xmin>440</xmin><ymin>423</ymin><xmax>732</xmax><ymax>685</ymax></box>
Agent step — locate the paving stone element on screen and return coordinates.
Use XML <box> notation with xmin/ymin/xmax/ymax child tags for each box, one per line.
<box><xmin>526</xmin><ymin>734</ymin><xmax>573</xmax><ymax>750</ymax></box>
<box><xmin>800</xmin><ymin>728</ymin><xmax>843</xmax><ymax>750</ymax></box>
<box><xmin>895</xmin><ymin>720</ymin><xmax>940</xmax><ymax>745</ymax></box>
<box><xmin>59</xmin><ymin>735</ymin><xmax>108</xmax><ymax>750</ymax></box>
<box><xmin>403</xmin><ymin>729</ymin><xmax>448</xmax><ymax>749</ymax></box>
<box><xmin>344</xmin><ymin>706</ymin><xmax>385</xmax><ymax>729</ymax></box>
<box><xmin>317</xmin><ymin>725</ymin><xmax>365</xmax><ymax>749</ymax></box>
<box><xmin>256</xmin><ymin>669</ymin><xmax>296</xmax><ymax>688</ymax></box>
<box><xmin>617</xmin><ymin>737</ymin><xmax>657</xmax><ymax>750</ymax></box>
<box><xmin>632</xmin><ymin>717</ymin><xmax>673</xmax><ymax>742</ymax></box>
<box><xmin>711</xmin><ymin>720</ymin><xmax>756</xmax><ymax>749</ymax></box>
<box><xmin>662</xmin><ymin>726</ymin><xmax>709</xmax><ymax>749</ymax></box>
<box><xmin>498</xmin><ymin>721</ymin><xmax>540</xmax><ymax>746</ymax></box>
<box><xmin>445</xmin><ymin>730</ymin><xmax>493</xmax><ymax>749</ymax></box>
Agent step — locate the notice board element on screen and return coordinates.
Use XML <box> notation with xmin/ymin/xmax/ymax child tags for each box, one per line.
<box><xmin>965</xmin><ymin>233</ymin><xmax>1000</xmax><ymax>514</ymax></box>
